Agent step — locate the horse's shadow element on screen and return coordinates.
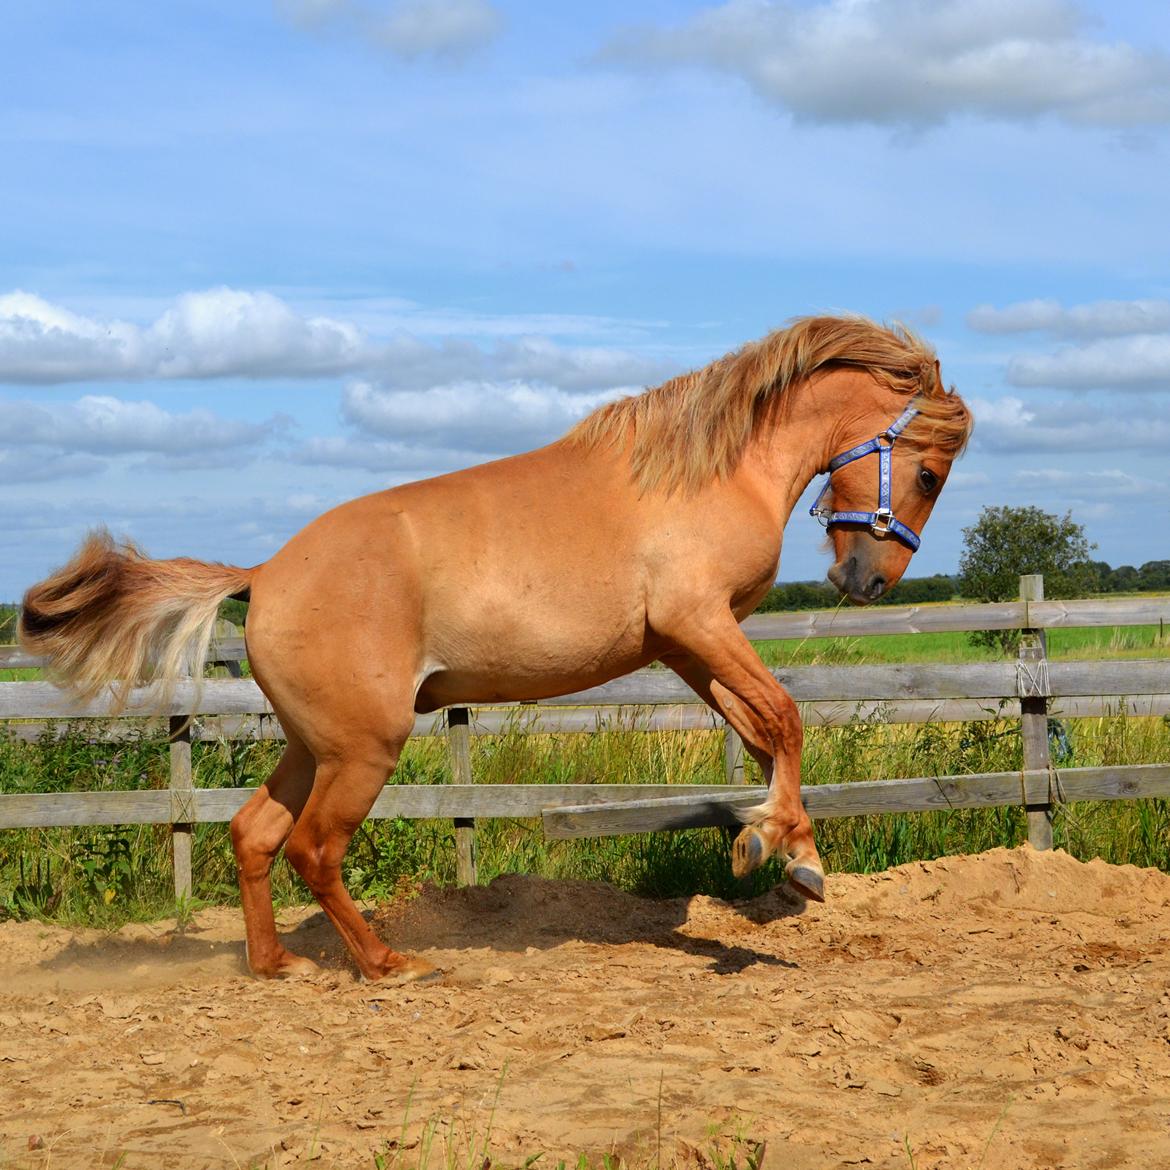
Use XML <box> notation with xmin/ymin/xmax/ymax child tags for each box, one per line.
<box><xmin>363</xmin><ymin>871</ymin><xmax>810</xmax><ymax>975</ymax></box>
<box><xmin>30</xmin><ymin>874</ymin><xmax>808</xmax><ymax>988</ymax></box>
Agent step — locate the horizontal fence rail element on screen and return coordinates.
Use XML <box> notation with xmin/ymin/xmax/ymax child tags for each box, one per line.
<box><xmin>2</xmin><ymin>580</ymin><xmax>1169</xmax><ymax>894</ymax></box>
<box><xmin>4</xmin><ymin>660</ymin><xmax>1169</xmax><ymax>727</ymax></box>
<box><xmin>3</xmin><ymin>594</ymin><xmax>1168</xmax><ymax>672</ymax></box>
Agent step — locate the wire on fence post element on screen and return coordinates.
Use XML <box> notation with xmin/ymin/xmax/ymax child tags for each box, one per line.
<box><xmin>446</xmin><ymin>706</ymin><xmax>478</xmax><ymax>886</ymax></box>
<box><xmin>168</xmin><ymin>714</ymin><xmax>195</xmax><ymax>900</ymax></box>
<box><xmin>1018</xmin><ymin>574</ymin><xmax>1054</xmax><ymax>850</ymax></box>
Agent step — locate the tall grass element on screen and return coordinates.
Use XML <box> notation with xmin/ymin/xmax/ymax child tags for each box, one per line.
<box><xmin>2</xmin><ymin>698</ymin><xmax>1169</xmax><ymax>925</ymax></box>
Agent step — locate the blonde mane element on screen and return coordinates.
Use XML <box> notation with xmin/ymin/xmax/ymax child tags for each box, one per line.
<box><xmin>566</xmin><ymin>315</ymin><xmax>972</xmax><ymax>495</ymax></box>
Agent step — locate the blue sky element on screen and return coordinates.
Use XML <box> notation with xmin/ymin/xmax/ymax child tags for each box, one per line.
<box><xmin>4</xmin><ymin>0</ymin><xmax>1170</xmax><ymax>601</ymax></box>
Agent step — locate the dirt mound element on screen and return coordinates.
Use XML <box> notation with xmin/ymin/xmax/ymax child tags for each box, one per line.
<box><xmin>2</xmin><ymin>847</ymin><xmax>1169</xmax><ymax>1169</ymax></box>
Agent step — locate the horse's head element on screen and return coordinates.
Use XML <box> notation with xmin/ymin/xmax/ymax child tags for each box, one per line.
<box><xmin>815</xmin><ymin>369</ymin><xmax>971</xmax><ymax>605</ymax></box>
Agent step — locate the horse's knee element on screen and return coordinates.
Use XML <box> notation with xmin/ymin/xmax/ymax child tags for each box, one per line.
<box><xmin>769</xmin><ymin>691</ymin><xmax>803</xmax><ymax>755</ymax></box>
<box><xmin>230</xmin><ymin>800</ymin><xmax>288</xmax><ymax>878</ymax></box>
<box><xmin>283</xmin><ymin>828</ymin><xmax>343</xmax><ymax>894</ymax></box>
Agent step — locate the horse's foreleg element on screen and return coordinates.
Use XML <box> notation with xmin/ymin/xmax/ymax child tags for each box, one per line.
<box><xmin>660</xmin><ymin>627</ymin><xmax>824</xmax><ymax>901</ymax></box>
<box><xmin>282</xmin><ymin>744</ymin><xmax>437</xmax><ymax>984</ymax></box>
<box><xmin>230</xmin><ymin>734</ymin><xmax>319</xmax><ymax>977</ymax></box>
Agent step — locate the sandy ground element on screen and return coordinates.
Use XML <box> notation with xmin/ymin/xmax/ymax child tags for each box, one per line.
<box><xmin>1</xmin><ymin>845</ymin><xmax>1169</xmax><ymax>1169</ymax></box>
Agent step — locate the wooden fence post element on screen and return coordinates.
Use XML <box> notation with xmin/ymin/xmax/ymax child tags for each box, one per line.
<box><xmin>168</xmin><ymin>715</ymin><xmax>195</xmax><ymax>900</ymax></box>
<box><xmin>724</xmin><ymin>725</ymin><xmax>746</xmax><ymax>785</ymax></box>
<box><xmin>1019</xmin><ymin>574</ymin><xmax>1054</xmax><ymax>850</ymax></box>
<box><xmin>446</xmin><ymin>707</ymin><xmax>478</xmax><ymax>886</ymax></box>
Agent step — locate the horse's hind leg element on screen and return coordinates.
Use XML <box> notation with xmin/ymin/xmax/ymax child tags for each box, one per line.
<box><xmin>282</xmin><ymin>730</ymin><xmax>436</xmax><ymax>984</ymax></box>
<box><xmin>230</xmin><ymin>732</ymin><xmax>319</xmax><ymax>977</ymax></box>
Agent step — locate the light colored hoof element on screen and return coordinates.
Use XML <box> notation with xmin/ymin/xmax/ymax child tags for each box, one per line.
<box><xmin>731</xmin><ymin>826</ymin><xmax>772</xmax><ymax>878</ymax></box>
<box><xmin>785</xmin><ymin>860</ymin><xmax>825</xmax><ymax>903</ymax></box>
<box><xmin>383</xmin><ymin>956</ymin><xmax>442</xmax><ymax>985</ymax></box>
<box><xmin>254</xmin><ymin>952</ymin><xmax>320</xmax><ymax>979</ymax></box>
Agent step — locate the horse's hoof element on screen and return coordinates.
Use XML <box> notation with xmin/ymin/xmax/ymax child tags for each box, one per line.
<box><xmin>254</xmin><ymin>952</ymin><xmax>320</xmax><ymax>979</ymax></box>
<box><xmin>384</xmin><ymin>956</ymin><xmax>442</xmax><ymax>985</ymax></box>
<box><xmin>786</xmin><ymin>862</ymin><xmax>825</xmax><ymax>903</ymax></box>
<box><xmin>731</xmin><ymin>827</ymin><xmax>771</xmax><ymax>878</ymax></box>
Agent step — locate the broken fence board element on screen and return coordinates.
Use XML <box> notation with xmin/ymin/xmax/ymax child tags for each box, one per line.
<box><xmin>541</xmin><ymin>763</ymin><xmax>1170</xmax><ymax>839</ymax></box>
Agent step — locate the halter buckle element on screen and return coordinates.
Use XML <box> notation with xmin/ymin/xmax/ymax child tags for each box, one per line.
<box><xmin>870</xmin><ymin>507</ymin><xmax>894</xmax><ymax>538</ymax></box>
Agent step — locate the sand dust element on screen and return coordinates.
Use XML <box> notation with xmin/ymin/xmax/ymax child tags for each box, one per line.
<box><xmin>1</xmin><ymin>845</ymin><xmax>1169</xmax><ymax>1169</ymax></box>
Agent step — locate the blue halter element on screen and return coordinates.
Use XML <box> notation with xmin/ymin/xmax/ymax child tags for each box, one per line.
<box><xmin>809</xmin><ymin>402</ymin><xmax>922</xmax><ymax>552</ymax></box>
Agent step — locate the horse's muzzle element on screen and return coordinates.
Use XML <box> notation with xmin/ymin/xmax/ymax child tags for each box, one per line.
<box><xmin>828</xmin><ymin>556</ymin><xmax>887</xmax><ymax>605</ymax></box>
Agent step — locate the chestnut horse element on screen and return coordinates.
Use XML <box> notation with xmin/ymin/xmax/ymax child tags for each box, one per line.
<box><xmin>20</xmin><ymin>316</ymin><xmax>971</xmax><ymax>982</ymax></box>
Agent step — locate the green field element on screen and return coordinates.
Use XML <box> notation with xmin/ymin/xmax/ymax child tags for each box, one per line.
<box><xmin>756</xmin><ymin>622</ymin><xmax>1170</xmax><ymax>666</ymax></box>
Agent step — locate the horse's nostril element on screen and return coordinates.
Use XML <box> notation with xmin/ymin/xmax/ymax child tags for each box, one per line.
<box><xmin>867</xmin><ymin>575</ymin><xmax>887</xmax><ymax>600</ymax></box>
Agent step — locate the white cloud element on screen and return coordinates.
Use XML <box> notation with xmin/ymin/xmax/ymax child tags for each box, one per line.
<box><xmin>1014</xmin><ymin>467</ymin><xmax>1162</xmax><ymax>496</ymax></box>
<box><xmin>341</xmin><ymin>378</ymin><xmax>620</xmax><ymax>453</ymax></box>
<box><xmin>0</xmin><ymin>288</ymin><xmax>368</xmax><ymax>384</ymax></box>
<box><xmin>603</xmin><ymin>0</ymin><xmax>1170</xmax><ymax>128</ymax></box>
<box><xmin>0</xmin><ymin>291</ymin><xmax>143</xmax><ymax>382</ymax></box>
<box><xmin>291</xmin><ymin>433</ymin><xmax>485</xmax><ymax>474</ymax></box>
<box><xmin>367</xmin><ymin>333</ymin><xmax>668</xmax><ymax>393</ymax></box>
<box><xmin>492</xmin><ymin>336</ymin><xmax>668</xmax><ymax>393</ymax></box>
<box><xmin>968</xmin><ymin>298</ymin><xmax>1170</xmax><ymax>337</ymax></box>
<box><xmin>6</xmin><ymin>395</ymin><xmax>284</xmax><ymax>455</ymax></box>
<box><xmin>0</xmin><ymin>449</ymin><xmax>104</xmax><ymax>484</ymax></box>
<box><xmin>372</xmin><ymin>0</ymin><xmax>502</xmax><ymax>59</ymax></box>
<box><xmin>278</xmin><ymin>0</ymin><xmax>502</xmax><ymax>60</ymax></box>
<box><xmin>1008</xmin><ymin>335</ymin><xmax>1170</xmax><ymax>389</ymax></box>
<box><xmin>0</xmin><ymin>289</ymin><xmax>669</xmax><ymax>390</ymax></box>
<box><xmin>971</xmin><ymin>394</ymin><xmax>1170</xmax><ymax>451</ymax></box>
<box><xmin>943</xmin><ymin>470</ymin><xmax>991</xmax><ymax>490</ymax></box>
<box><xmin>146</xmin><ymin>289</ymin><xmax>365</xmax><ymax>378</ymax></box>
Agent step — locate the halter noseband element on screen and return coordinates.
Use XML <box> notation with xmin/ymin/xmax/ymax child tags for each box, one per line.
<box><xmin>809</xmin><ymin>402</ymin><xmax>922</xmax><ymax>552</ymax></box>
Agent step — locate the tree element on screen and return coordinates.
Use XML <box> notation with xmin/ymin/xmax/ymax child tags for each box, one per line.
<box><xmin>1137</xmin><ymin>560</ymin><xmax>1170</xmax><ymax>592</ymax></box>
<box><xmin>958</xmin><ymin>506</ymin><xmax>1097</xmax><ymax>651</ymax></box>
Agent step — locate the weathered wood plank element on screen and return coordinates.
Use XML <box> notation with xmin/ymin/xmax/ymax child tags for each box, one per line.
<box><xmin>169</xmin><ymin>715</ymin><xmax>195</xmax><ymax>898</ymax></box>
<box><xmin>0</xmin><ymin>647</ymin><xmax>41</xmax><ymax>669</ymax></box>
<box><xmin>0</xmin><ymin>679</ymin><xmax>273</xmax><ymax>719</ymax></box>
<box><xmin>739</xmin><ymin>603</ymin><xmax>1026</xmax><ymax>639</ymax></box>
<box><xmin>1026</xmin><ymin>598</ymin><xmax>1170</xmax><ymax>630</ymax></box>
<box><xmin>1018</xmin><ymin>576</ymin><xmax>1054</xmax><ymax>850</ymax></box>
<box><xmin>8</xmin><ymin>692</ymin><xmax>1170</xmax><ymax>747</ymax></box>
<box><xmin>7</xmin><ymin>764</ymin><xmax>1170</xmax><ymax>833</ymax></box>
<box><xmin>2</xmin><ymin>639</ymin><xmax>247</xmax><ymax>671</ymax></box>
<box><xmin>0</xmin><ymin>783</ymin><xmax>739</xmax><ymax>829</ymax></box>
<box><xmin>1047</xmin><ymin>660</ymin><xmax>1170</xmax><ymax>697</ymax></box>
<box><xmin>739</xmin><ymin>597</ymin><xmax>1170</xmax><ymax>639</ymax></box>
<box><xmin>0</xmin><ymin>790</ymin><xmax>175</xmax><ymax>827</ymax></box>
<box><xmin>447</xmin><ymin>707</ymin><xmax>478</xmax><ymax>886</ymax></box>
<box><xmin>5</xmin><ymin>657</ymin><xmax>1170</xmax><ymax>722</ymax></box>
<box><xmin>532</xmin><ymin>663</ymin><xmax>1021</xmax><ymax>706</ymax></box>
<box><xmin>6</xmin><ymin>596</ymin><xmax>1167</xmax><ymax>675</ymax></box>
<box><xmin>541</xmin><ymin>764</ymin><xmax>1170</xmax><ymax>839</ymax></box>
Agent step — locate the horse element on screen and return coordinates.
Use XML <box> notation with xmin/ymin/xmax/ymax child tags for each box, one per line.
<box><xmin>19</xmin><ymin>315</ymin><xmax>972</xmax><ymax>983</ymax></box>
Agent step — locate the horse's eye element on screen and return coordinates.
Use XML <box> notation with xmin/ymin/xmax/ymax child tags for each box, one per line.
<box><xmin>918</xmin><ymin>467</ymin><xmax>939</xmax><ymax>493</ymax></box>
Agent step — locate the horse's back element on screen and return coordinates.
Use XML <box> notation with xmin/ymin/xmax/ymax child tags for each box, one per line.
<box><xmin>242</xmin><ymin>442</ymin><xmax>666</xmax><ymax>721</ymax></box>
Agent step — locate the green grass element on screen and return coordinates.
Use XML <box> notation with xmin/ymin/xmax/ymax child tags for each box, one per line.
<box><xmin>755</xmin><ymin>623</ymin><xmax>1170</xmax><ymax>667</ymax></box>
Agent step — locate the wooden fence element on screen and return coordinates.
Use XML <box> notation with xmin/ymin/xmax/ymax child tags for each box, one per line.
<box><xmin>2</xmin><ymin>576</ymin><xmax>1169</xmax><ymax>896</ymax></box>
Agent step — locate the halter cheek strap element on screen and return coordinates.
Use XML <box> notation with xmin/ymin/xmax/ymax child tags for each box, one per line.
<box><xmin>809</xmin><ymin>403</ymin><xmax>922</xmax><ymax>552</ymax></box>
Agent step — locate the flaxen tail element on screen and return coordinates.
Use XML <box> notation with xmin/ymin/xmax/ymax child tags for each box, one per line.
<box><xmin>18</xmin><ymin>529</ymin><xmax>255</xmax><ymax>710</ymax></box>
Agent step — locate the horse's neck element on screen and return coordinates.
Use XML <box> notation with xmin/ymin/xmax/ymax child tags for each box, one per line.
<box><xmin>740</xmin><ymin>376</ymin><xmax>845</xmax><ymax>521</ymax></box>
